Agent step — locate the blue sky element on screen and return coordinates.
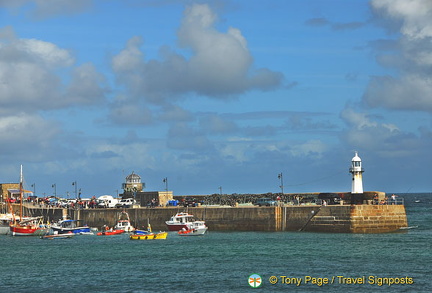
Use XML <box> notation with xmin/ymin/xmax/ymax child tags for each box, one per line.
<box><xmin>1</xmin><ymin>0</ymin><xmax>431</xmax><ymax>197</ymax></box>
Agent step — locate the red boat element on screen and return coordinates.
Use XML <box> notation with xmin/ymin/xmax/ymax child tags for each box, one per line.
<box><xmin>10</xmin><ymin>218</ymin><xmax>48</xmax><ymax>236</ymax></box>
<box><xmin>97</xmin><ymin>229</ymin><xmax>125</xmax><ymax>236</ymax></box>
<box><xmin>165</xmin><ymin>212</ymin><xmax>207</xmax><ymax>232</ymax></box>
<box><xmin>9</xmin><ymin>165</ymin><xmax>48</xmax><ymax>236</ymax></box>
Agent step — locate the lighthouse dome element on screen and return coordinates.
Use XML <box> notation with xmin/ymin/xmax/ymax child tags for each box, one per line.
<box><xmin>352</xmin><ymin>151</ymin><xmax>361</xmax><ymax>162</ymax></box>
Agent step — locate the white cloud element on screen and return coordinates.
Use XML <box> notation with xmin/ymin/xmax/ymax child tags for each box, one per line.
<box><xmin>365</xmin><ymin>0</ymin><xmax>432</xmax><ymax>113</ymax></box>
<box><xmin>0</xmin><ymin>29</ymin><xmax>107</xmax><ymax>113</ymax></box>
<box><xmin>363</xmin><ymin>75</ymin><xmax>432</xmax><ymax>111</ymax></box>
<box><xmin>110</xmin><ymin>3</ymin><xmax>284</xmax><ymax>112</ymax></box>
<box><xmin>371</xmin><ymin>0</ymin><xmax>432</xmax><ymax>39</ymax></box>
<box><xmin>339</xmin><ymin>107</ymin><xmax>423</xmax><ymax>158</ymax></box>
<box><xmin>0</xmin><ymin>113</ymin><xmax>61</xmax><ymax>159</ymax></box>
<box><xmin>18</xmin><ymin>38</ymin><xmax>74</xmax><ymax>67</ymax></box>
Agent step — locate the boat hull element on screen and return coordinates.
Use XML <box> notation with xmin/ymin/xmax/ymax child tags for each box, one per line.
<box><xmin>51</xmin><ymin>227</ymin><xmax>91</xmax><ymax>234</ymax></box>
<box><xmin>166</xmin><ymin>223</ymin><xmax>189</xmax><ymax>231</ymax></box>
<box><xmin>41</xmin><ymin>233</ymin><xmax>74</xmax><ymax>240</ymax></box>
<box><xmin>10</xmin><ymin>225</ymin><xmax>49</xmax><ymax>236</ymax></box>
<box><xmin>130</xmin><ymin>232</ymin><xmax>168</xmax><ymax>240</ymax></box>
<box><xmin>97</xmin><ymin>229</ymin><xmax>125</xmax><ymax>236</ymax></box>
<box><xmin>178</xmin><ymin>227</ymin><xmax>208</xmax><ymax>236</ymax></box>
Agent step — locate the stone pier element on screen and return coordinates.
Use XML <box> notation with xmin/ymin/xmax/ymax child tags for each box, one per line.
<box><xmin>18</xmin><ymin>203</ymin><xmax>408</xmax><ymax>233</ymax></box>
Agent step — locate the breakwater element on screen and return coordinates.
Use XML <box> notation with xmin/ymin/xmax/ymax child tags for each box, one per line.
<box><xmin>20</xmin><ymin>204</ymin><xmax>408</xmax><ymax>233</ymax></box>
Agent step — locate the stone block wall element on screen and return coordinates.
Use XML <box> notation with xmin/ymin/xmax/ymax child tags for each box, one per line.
<box><xmin>349</xmin><ymin>204</ymin><xmax>408</xmax><ymax>233</ymax></box>
<box><xmin>21</xmin><ymin>204</ymin><xmax>408</xmax><ymax>233</ymax></box>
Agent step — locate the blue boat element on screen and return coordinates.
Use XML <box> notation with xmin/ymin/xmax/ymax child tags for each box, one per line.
<box><xmin>51</xmin><ymin>219</ymin><xmax>91</xmax><ymax>235</ymax></box>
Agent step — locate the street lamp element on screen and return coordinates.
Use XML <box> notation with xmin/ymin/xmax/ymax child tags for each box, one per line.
<box><xmin>278</xmin><ymin>173</ymin><xmax>284</xmax><ymax>194</ymax></box>
<box><xmin>52</xmin><ymin>184</ymin><xmax>56</xmax><ymax>197</ymax></box>
<box><xmin>163</xmin><ymin>177</ymin><xmax>168</xmax><ymax>191</ymax></box>
<box><xmin>72</xmin><ymin>181</ymin><xmax>77</xmax><ymax>199</ymax></box>
<box><xmin>31</xmin><ymin>183</ymin><xmax>36</xmax><ymax>197</ymax></box>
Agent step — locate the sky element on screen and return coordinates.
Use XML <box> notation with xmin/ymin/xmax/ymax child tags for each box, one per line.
<box><xmin>0</xmin><ymin>0</ymin><xmax>431</xmax><ymax>198</ymax></box>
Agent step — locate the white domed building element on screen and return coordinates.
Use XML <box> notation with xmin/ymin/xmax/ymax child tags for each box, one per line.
<box><xmin>122</xmin><ymin>172</ymin><xmax>144</xmax><ymax>193</ymax></box>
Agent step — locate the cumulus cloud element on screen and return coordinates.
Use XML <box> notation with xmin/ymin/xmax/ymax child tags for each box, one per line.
<box><xmin>0</xmin><ymin>28</ymin><xmax>107</xmax><ymax>113</ymax></box>
<box><xmin>0</xmin><ymin>113</ymin><xmax>61</xmax><ymax>161</ymax></box>
<box><xmin>110</xmin><ymin>3</ymin><xmax>284</xmax><ymax>108</ymax></box>
<box><xmin>363</xmin><ymin>75</ymin><xmax>432</xmax><ymax>111</ymax></box>
<box><xmin>371</xmin><ymin>0</ymin><xmax>432</xmax><ymax>39</ymax></box>
<box><xmin>365</xmin><ymin>0</ymin><xmax>432</xmax><ymax>113</ymax></box>
<box><xmin>340</xmin><ymin>107</ymin><xmax>419</xmax><ymax>157</ymax></box>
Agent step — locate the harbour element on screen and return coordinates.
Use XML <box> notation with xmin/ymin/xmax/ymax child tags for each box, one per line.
<box><xmin>1</xmin><ymin>152</ymin><xmax>410</xmax><ymax>234</ymax></box>
<box><xmin>8</xmin><ymin>200</ymin><xmax>408</xmax><ymax>233</ymax></box>
<box><xmin>0</xmin><ymin>194</ymin><xmax>430</xmax><ymax>293</ymax></box>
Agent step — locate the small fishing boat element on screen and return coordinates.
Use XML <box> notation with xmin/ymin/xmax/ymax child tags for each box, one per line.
<box><xmin>130</xmin><ymin>223</ymin><xmax>167</xmax><ymax>240</ymax></box>
<box><xmin>51</xmin><ymin>218</ymin><xmax>91</xmax><ymax>235</ymax></box>
<box><xmin>1</xmin><ymin>213</ymin><xmax>33</xmax><ymax>235</ymax></box>
<box><xmin>10</xmin><ymin>217</ymin><xmax>49</xmax><ymax>236</ymax></box>
<box><xmin>9</xmin><ymin>165</ymin><xmax>49</xmax><ymax>236</ymax></box>
<box><xmin>41</xmin><ymin>232</ymin><xmax>74</xmax><ymax>240</ymax></box>
<box><xmin>130</xmin><ymin>232</ymin><xmax>167</xmax><ymax>240</ymax></box>
<box><xmin>165</xmin><ymin>212</ymin><xmax>207</xmax><ymax>232</ymax></box>
<box><xmin>114</xmin><ymin>211</ymin><xmax>135</xmax><ymax>232</ymax></box>
<box><xmin>97</xmin><ymin>229</ymin><xmax>125</xmax><ymax>236</ymax></box>
<box><xmin>178</xmin><ymin>221</ymin><xmax>208</xmax><ymax>236</ymax></box>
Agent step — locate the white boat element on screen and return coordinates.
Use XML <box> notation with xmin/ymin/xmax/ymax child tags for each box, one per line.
<box><xmin>178</xmin><ymin>221</ymin><xmax>208</xmax><ymax>236</ymax></box>
<box><xmin>51</xmin><ymin>218</ymin><xmax>91</xmax><ymax>234</ymax></box>
<box><xmin>114</xmin><ymin>211</ymin><xmax>135</xmax><ymax>232</ymax></box>
<box><xmin>165</xmin><ymin>212</ymin><xmax>208</xmax><ymax>234</ymax></box>
<box><xmin>0</xmin><ymin>213</ymin><xmax>14</xmax><ymax>235</ymax></box>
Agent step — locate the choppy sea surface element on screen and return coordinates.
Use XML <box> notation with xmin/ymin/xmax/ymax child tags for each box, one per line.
<box><xmin>0</xmin><ymin>193</ymin><xmax>430</xmax><ymax>293</ymax></box>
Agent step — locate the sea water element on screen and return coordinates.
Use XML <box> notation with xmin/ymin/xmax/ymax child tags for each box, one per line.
<box><xmin>0</xmin><ymin>193</ymin><xmax>430</xmax><ymax>293</ymax></box>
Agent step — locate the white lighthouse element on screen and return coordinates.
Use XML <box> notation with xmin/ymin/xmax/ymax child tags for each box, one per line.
<box><xmin>349</xmin><ymin>151</ymin><xmax>364</xmax><ymax>194</ymax></box>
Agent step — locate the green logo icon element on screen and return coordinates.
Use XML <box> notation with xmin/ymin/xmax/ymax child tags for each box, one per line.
<box><xmin>249</xmin><ymin>274</ymin><xmax>262</xmax><ymax>288</ymax></box>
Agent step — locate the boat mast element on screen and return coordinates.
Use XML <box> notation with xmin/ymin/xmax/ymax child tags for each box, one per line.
<box><xmin>19</xmin><ymin>164</ymin><xmax>23</xmax><ymax>222</ymax></box>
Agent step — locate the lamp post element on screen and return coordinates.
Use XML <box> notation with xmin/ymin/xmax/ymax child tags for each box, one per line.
<box><xmin>52</xmin><ymin>184</ymin><xmax>56</xmax><ymax>197</ymax></box>
<box><xmin>31</xmin><ymin>183</ymin><xmax>36</xmax><ymax>197</ymax></box>
<box><xmin>278</xmin><ymin>173</ymin><xmax>284</xmax><ymax>194</ymax></box>
<box><xmin>72</xmin><ymin>181</ymin><xmax>77</xmax><ymax>199</ymax></box>
<box><xmin>163</xmin><ymin>177</ymin><xmax>168</xmax><ymax>191</ymax></box>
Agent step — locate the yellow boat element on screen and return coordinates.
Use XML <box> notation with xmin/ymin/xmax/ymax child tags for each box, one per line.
<box><xmin>130</xmin><ymin>232</ymin><xmax>168</xmax><ymax>240</ymax></box>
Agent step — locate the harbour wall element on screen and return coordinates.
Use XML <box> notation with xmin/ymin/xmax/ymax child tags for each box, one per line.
<box><xmin>21</xmin><ymin>204</ymin><xmax>408</xmax><ymax>233</ymax></box>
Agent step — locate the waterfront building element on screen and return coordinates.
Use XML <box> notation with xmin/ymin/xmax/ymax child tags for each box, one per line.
<box><xmin>122</xmin><ymin>171</ymin><xmax>144</xmax><ymax>193</ymax></box>
<box><xmin>0</xmin><ymin>183</ymin><xmax>20</xmax><ymax>202</ymax></box>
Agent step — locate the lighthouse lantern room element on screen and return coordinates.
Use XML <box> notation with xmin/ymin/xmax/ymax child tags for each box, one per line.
<box><xmin>349</xmin><ymin>151</ymin><xmax>364</xmax><ymax>194</ymax></box>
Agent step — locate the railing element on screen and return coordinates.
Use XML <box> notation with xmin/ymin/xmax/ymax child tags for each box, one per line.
<box><xmin>373</xmin><ymin>197</ymin><xmax>404</xmax><ymax>205</ymax></box>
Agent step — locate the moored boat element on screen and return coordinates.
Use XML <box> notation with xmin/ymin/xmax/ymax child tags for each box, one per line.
<box><xmin>41</xmin><ymin>232</ymin><xmax>74</xmax><ymax>240</ymax></box>
<box><xmin>165</xmin><ymin>212</ymin><xmax>207</xmax><ymax>232</ymax></box>
<box><xmin>97</xmin><ymin>229</ymin><xmax>125</xmax><ymax>236</ymax></box>
<box><xmin>130</xmin><ymin>232</ymin><xmax>167</xmax><ymax>240</ymax></box>
<box><xmin>178</xmin><ymin>221</ymin><xmax>208</xmax><ymax>236</ymax></box>
<box><xmin>10</xmin><ymin>217</ymin><xmax>49</xmax><ymax>236</ymax></box>
<box><xmin>9</xmin><ymin>165</ymin><xmax>49</xmax><ymax>236</ymax></box>
<box><xmin>51</xmin><ymin>218</ymin><xmax>91</xmax><ymax>235</ymax></box>
<box><xmin>130</xmin><ymin>222</ymin><xmax>167</xmax><ymax>240</ymax></box>
<box><xmin>114</xmin><ymin>211</ymin><xmax>135</xmax><ymax>232</ymax></box>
